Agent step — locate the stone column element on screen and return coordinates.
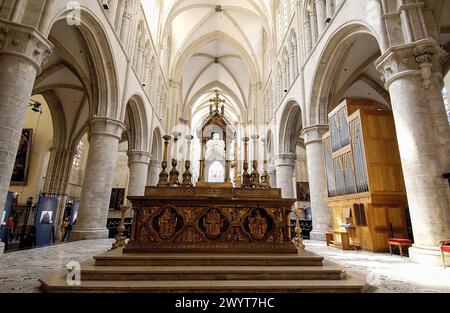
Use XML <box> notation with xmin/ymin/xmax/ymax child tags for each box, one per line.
<box><xmin>274</xmin><ymin>154</ymin><xmax>295</xmax><ymax>199</ymax></box>
<box><xmin>289</xmin><ymin>53</ymin><xmax>295</xmax><ymax>84</ymax></box>
<box><xmin>43</xmin><ymin>147</ymin><xmax>74</xmax><ymax>195</ymax></box>
<box><xmin>70</xmin><ymin>118</ymin><xmax>125</xmax><ymax>240</ymax></box>
<box><xmin>315</xmin><ymin>0</ymin><xmax>327</xmax><ymax>35</ymax></box>
<box><xmin>304</xmin><ymin>20</ymin><xmax>312</xmax><ymax>52</ymax></box>
<box><xmin>269</xmin><ymin>166</ymin><xmax>277</xmax><ymax>188</ymax></box>
<box><xmin>120</xmin><ymin>12</ymin><xmax>132</xmax><ymax>45</ymax></box>
<box><xmin>127</xmin><ymin>151</ymin><xmax>151</xmax><ymax>196</ymax></box>
<box><xmin>302</xmin><ymin>125</ymin><xmax>332</xmax><ymax>241</ymax></box>
<box><xmin>147</xmin><ymin>160</ymin><xmax>162</xmax><ymax>186</ymax></box>
<box><xmin>43</xmin><ymin>147</ymin><xmax>74</xmax><ymax>240</ymax></box>
<box><xmin>0</xmin><ymin>21</ymin><xmax>52</xmax><ymax>219</ymax></box>
<box><xmin>376</xmin><ymin>40</ymin><xmax>450</xmax><ymax>265</ymax></box>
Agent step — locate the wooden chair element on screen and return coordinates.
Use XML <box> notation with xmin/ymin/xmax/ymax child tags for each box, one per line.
<box><xmin>440</xmin><ymin>240</ymin><xmax>450</xmax><ymax>269</ymax></box>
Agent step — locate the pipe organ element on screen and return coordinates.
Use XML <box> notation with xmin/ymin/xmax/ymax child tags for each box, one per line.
<box><xmin>323</xmin><ymin>99</ymin><xmax>408</xmax><ymax>252</ymax></box>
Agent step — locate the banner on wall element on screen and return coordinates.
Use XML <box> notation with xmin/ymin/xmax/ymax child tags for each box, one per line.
<box><xmin>0</xmin><ymin>192</ymin><xmax>14</xmax><ymax>241</ymax></box>
<box><xmin>34</xmin><ymin>196</ymin><xmax>58</xmax><ymax>247</ymax></box>
<box><xmin>70</xmin><ymin>201</ymin><xmax>79</xmax><ymax>226</ymax></box>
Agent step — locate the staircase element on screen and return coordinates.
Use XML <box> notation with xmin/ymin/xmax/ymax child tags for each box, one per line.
<box><xmin>40</xmin><ymin>248</ymin><xmax>367</xmax><ymax>293</ymax></box>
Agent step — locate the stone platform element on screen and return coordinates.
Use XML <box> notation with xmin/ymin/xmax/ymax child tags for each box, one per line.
<box><xmin>39</xmin><ymin>247</ymin><xmax>367</xmax><ymax>293</ymax></box>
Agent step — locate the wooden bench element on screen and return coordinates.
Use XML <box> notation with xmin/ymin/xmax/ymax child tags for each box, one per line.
<box><xmin>387</xmin><ymin>238</ymin><xmax>412</xmax><ymax>257</ymax></box>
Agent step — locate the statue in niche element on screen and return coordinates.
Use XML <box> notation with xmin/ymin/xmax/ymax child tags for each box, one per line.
<box><xmin>158</xmin><ymin>208</ymin><xmax>177</xmax><ymax>239</ymax></box>
<box><xmin>248</xmin><ymin>209</ymin><xmax>268</xmax><ymax>241</ymax></box>
<box><xmin>203</xmin><ymin>209</ymin><xmax>223</xmax><ymax>238</ymax></box>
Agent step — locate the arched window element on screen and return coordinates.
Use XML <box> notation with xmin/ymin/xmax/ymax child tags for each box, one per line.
<box><xmin>72</xmin><ymin>141</ymin><xmax>84</xmax><ymax>170</ymax></box>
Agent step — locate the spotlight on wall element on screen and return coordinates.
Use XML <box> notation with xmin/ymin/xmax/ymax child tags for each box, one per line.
<box><xmin>29</xmin><ymin>100</ymin><xmax>42</xmax><ymax>113</ymax></box>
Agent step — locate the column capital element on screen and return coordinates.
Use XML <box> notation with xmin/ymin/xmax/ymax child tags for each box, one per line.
<box><xmin>128</xmin><ymin>151</ymin><xmax>151</xmax><ymax>165</ymax></box>
<box><xmin>0</xmin><ymin>20</ymin><xmax>53</xmax><ymax>72</ymax></box>
<box><xmin>301</xmin><ymin>124</ymin><xmax>329</xmax><ymax>145</ymax></box>
<box><xmin>89</xmin><ymin>117</ymin><xmax>126</xmax><ymax>140</ymax></box>
<box><xmin>375</xmin><ymin>39</ymin><xmax>445</xmax><ymax>89</ymax></box>
<box><xmin>274</xmin><ymin>153</ymin><xmax>295</xmax><ymax>167</ymax></box>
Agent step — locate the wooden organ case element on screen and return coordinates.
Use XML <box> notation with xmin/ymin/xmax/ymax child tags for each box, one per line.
<box><xmin>322</xmin><ymin>99</ymin><xmax>408</xmax><ymax>252</ymax></box>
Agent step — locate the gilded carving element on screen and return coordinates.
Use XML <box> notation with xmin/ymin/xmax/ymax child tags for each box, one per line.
<box><xmin>270</xmin><ymin>208</ymin><xmax>284</xmax><ymax>223</ymax></box>
<box><xmin>248</xmin><ymin>209</ymin><xmax>269</xmax><ymax>241</ymax></box>
<box><xmin>202</xmin><ymin>208</ymin><xmax>224</xmax><ymax>239</ymax></box>
<box><xmin>225</xmin><ymin>227</ymin><xmax>248</xmax><ymax>242</ymax></box>
<box><xmin>158</xmin><ymin>208</ymin><xmax>178</xmax><ymax>240</ymax></box>
<box><xmin>268</xmin><ymin>228</ymin><xmax>284</xmax><ymax>243</ymax></box>
<box><xmin>176</xmin><ymin>227</ymin><xmax>204</xmax><ymax>243</ymax></box>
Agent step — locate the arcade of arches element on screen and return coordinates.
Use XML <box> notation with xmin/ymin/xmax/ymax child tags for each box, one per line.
<box><xmin>0</xmin><ymin>0</ymin><xmax>449</xmax><ymax>271</ymax></box>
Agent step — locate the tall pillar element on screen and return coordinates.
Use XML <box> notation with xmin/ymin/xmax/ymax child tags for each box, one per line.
<box><xmin>376</xmin><ymin>40</ymin><xmax>450</xmax><ymax>265</ymax></box>
<box><xmin>127</xmin><ymin>151</ymin><xmax>151</xmax><ymax>196</ymax></box>
<box><xmin>70</xmin><ymin>118</ymin><xmax>125</xmax><ymax>240</ymax></box>
<box><xmin>147</xmin><ymin>160</ymin><xmax>162</xmax><ymax>186</ymax></box>
<box><xmin>269</xmin><ymin>166</ymin><xmax>277</xmax><ymax>188</ymax></box>
<box><xmin>0</xmin><ymin>21</ymin><xmax>52</xmax><ymax>219</ymax></box>
<box><xmin>302</xmin><ymin>125</ymin><xmax>331</xmax><ymax>241</ymax></box>
<box><xmin>274</xmin><ymin>154</ymin><xmax>295</xmax><ymax>199</ymax></box>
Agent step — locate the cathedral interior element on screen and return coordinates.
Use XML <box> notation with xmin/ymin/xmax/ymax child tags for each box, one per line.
<box><xmin>0</xmin><ymin>0</ymin><xmax>450</xmax><ymax>295</ymax></box>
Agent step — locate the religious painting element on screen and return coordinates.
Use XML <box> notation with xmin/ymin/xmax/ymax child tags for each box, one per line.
<box><xmin>11</xmin><ymin>129</ymin><xmax>33</xmax><ymax>186</ymax></box>
<box><xmin>296</xmin><ymin>182</ymin><xmax>310</xmax><ymax>201</ymax></box>
<box><xmin>34</xmin><ymin>196</ymin><xmax>58</xmax><ymax>247</ymax></box>
<box><xmin>40</xmin><ymin>211</ymin><xmax>53</xmax><ymax>224</ymax></box>
<box><xmin>109</xmin><ymin>188</ymin><xmax>125</xmax><ymax>211</ymax></box>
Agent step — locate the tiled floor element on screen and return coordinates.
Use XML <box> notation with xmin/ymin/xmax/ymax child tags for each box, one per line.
<box><xmin>0</xmin><ymin>239</ymin><xmax>449</xmax><ymax>293</ymax></box>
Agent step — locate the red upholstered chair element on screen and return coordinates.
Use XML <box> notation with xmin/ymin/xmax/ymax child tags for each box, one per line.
<box><xmin>440</xmin><ymin>240</ymin><xmax>450</xmax><ymax>269</ymax></box>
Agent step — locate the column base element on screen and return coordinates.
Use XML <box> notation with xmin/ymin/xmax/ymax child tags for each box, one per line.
<box><xmin>69</xmin><ymin>228</ymin><xmax>110</xmax><ymax>241</ymax></box>
<box><xmin>409</xmin><ymin>245</ymin><xmax>450</xmax><ymax>267</ymax></box>
<box><xmin>310</xmin><ymin>230</ymin><xmax>327</xmax><ymax>241</ymax></box>
<box><xmin>0</xmin><ymin>242</ymin><xmax>4</xmax><ymax>254</ymax></box>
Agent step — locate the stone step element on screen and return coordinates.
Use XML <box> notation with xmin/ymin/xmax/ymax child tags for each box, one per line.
<box><xmin>94</xmin><ymin>249</ymin><xmax>324</xmax><ymax>267</ymax></box>
<box><xmin>40</xmin><ymin>271</ymin><xmax>366</xmax><ymax>293</ymax></box>
<box><xmin>80</xmin><ymin>262</ymin><xmax>345</xmax><ymax>281</ymax></box>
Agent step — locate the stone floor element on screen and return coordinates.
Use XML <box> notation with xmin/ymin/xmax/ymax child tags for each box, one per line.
<box><xmin>0</xmin><ymin>239</ymin><xmax>114</xmax><ymax>293</ymax></box>
<box><xmin>0</xmin><ymin>239</ymin><xmax>449</xmax><ymax>293</ymax></box>
<box><xmin>305</xmin><ymin>241</ymin><xmax>450</xmax><ymax>293</ymax></box>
